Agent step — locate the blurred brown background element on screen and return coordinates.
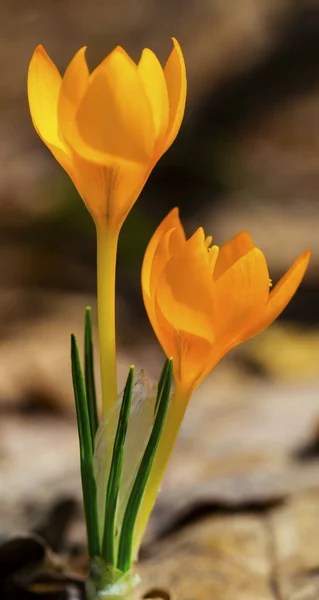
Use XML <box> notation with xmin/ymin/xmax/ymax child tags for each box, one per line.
<box><xmin>1</xmin><ymin>2</ymin><xmax>319</xmax><ymax>598</ymax></box>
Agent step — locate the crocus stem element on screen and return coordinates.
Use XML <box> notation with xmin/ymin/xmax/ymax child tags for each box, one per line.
<box><xmin>96</xmin><ymin>224</ymin><xmax>119</xmax><ymax>416</ymax></box>
<box><xmin>131</xmin><ymin>383</ymin><xmax>191</xmax><ymax>558</ymax></box>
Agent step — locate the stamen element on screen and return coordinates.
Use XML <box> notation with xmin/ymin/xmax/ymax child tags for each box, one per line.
<box><xmin>208</xmin><ymin>245</ymin><xmax>219</xmax><ymax>271</ymax></box>
<box><xmin>205</xmin><ymin>235</ymin><xmax>213</xmax><ymax>249</ymax></box>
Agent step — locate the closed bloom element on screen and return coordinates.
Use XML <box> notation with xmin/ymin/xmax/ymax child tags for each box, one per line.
<box><xmin>142</xmin><ymin>208</ymin><xmax>311</xmax><ymax>396</ymax></box>
<box><xmin>28</xmin><ymin>40</ymin><xmax>186</xmax><ymax>231</ymax></box>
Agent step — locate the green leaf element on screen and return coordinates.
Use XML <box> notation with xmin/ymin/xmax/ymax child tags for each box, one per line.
<box><xmin>101</xmin><ymin>366</ymin><xmax>135</xmax><ymax>566</ymax></box>
<box><xmin>71</xmin><ymin>334</ymin><xmax>100</xmax><ymax>558</ymax></box>
<box><xmin>154</xmin><ymin>358</ymin><xmax>170</xmax><ymax>415</ymax></box>
<box><xmin>84</xmin><ymin>307</ymin><xmax>99</xmax><ymax>447</ymax></box>
<box><xmin>117</xmin><ymin>359</ymin><xmax>173</xmax><ymax>572</ymax></box>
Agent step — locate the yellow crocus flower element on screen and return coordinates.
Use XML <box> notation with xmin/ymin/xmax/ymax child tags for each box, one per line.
<box><xmin>133</xmin><ymin>207</ymin><xmax>310</xmax><ymax>554</ymax></box>
<box><xmin>142</xmin><ymin>207</ymin><xmax>310</xmax><ymax>396</ymax></box>
<box><xmin>28</xmin><ymin>41</ymin><xmax>186</xmax><ymax>413</ymax></box>
<box><xmin>27</xmin><ymin>40</ymin><xmax>186</xmax><ymax>232</ymax></box>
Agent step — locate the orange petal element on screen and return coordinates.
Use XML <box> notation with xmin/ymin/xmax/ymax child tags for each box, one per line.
<box><xmin>142</xmin><ymin>215</ymin><xmax>185</xmax><ymax>337</ymax></box>
<box><xmin>154</xmin><ymin>297</ymin><xmax>213</xmax><ymax>392</ymax></box>
<box><xmin>92</xmin><ymin>45</ymin><xmax>136</xmax><ymax>75</ymax></box>
<box><xmin>142</xmin><ymin>224</ymin><xmax>186</xmax><ymax>335</ymax></box>
<box><xmin>148</xmin><ymin>228</ymin><xmax>182</xmax><ymax>301</ymax></box>
<box><xmin>57</xmin><ymin>47</ymin><xmax>151</xmax><ymax>229</ymax></box>
<box><xmin>213</xmin><ymin>247</ymin><xmax>269</xmax><ymax>344</ymax></box>
<box><xmin>142</xmin><ymin>207</ymin><xmax>184</xmax><ymax>300</ymax></box>
<box><xmin>28</xmin><ymin>45</ymin><xmax>62</xmax><ymax>147</ymax></box>
<box><xmin>58</xmin><ymin>46</ymin><xmax>89</xmax><ymax>143</ymax></box>
<box><xmin>156</xmin><ymin>228</ymin><xmax>216</xmax><ymax>341</ymax></box>
<box><xmin>213</xmin><ymin>231</ymin><xmax>255</xmax><ymax>280</ymax></box>
<box><xmin>28</xmin><ymin>45</ymin><xmax>73</xmax><ymax>174</ymax></box>
<box><xmin>245</xmin><ymin>249</ymin><xmax>311</xmax><ymax>339</ymax></box>
<box><xmin>137</xmin><ymin>49</ymin><xmax>169</xmax><ymax>147</ymax></box>
<box><xmin>162</xmin><ymin>38</ymin><xmax>187</xmax><ymax>154</ymax></box>
<box><xmin>68</xmin><ymin>47</ymin><xmax>156</xmax><ymax>165</ymax></box>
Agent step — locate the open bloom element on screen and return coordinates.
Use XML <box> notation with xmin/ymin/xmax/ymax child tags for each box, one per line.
<box><xmin>142</xmin><ymin>208</ymin><xmax>311</xmax><ymax>396</ymax></box>
<box><xmin>28</xmin><ymin>40</ymin><xmax>186</xmax><ymax>232</ymax></box>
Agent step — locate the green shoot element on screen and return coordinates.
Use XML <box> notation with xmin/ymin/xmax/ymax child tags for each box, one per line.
<box><xmin>71</xmin><ymin>334</ymin><xmax>100</xmax><ymax>558</ymax></box>
<box><xmin>101</xmin><ymin>367</ymin><xmax>135</xmax><ymax>565</ymax></box>
<box><xmin>84</xmin><ymin>307</ymin><xmax>99</xmax><ymax>447</ymax></box>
